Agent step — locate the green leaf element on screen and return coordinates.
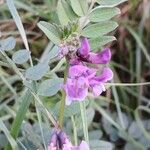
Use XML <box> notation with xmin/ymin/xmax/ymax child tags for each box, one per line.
<box><xmin>128</xmin><ymin>121</ymin><xmax>142</xmax><ymax>139</ymax></box>
<box><xmin>62</xmin><ymin>0</ymin><xmax>78</xmax><ymax>21</ymax></box>
<box><xmin>89</xmin><ymin>130</ymin><xmax>103</xmax><ymax>140</ymax></box>
<box><xmin>25</xmin><ymin>63</ymin><xmax>49</xmax><ymax>80</ymax></box>
<box><xmin>82</xmin><ymin>21</ymin><xmax>118</xmax><ymax>38</ymax></box>
<box><xmin>89</xmin><ymin>36</ymin><xmax>116</xmax><ymax>50</ymax></box>
<box><xmin>0</xmin><ymin>37</ymin><xmax>16</xmax><ymax>51</ymax></box>
<box><xmin>57</xmin><ymin>0</ymin><xmax>70</xmax><ymax>26</ymax></box>
<box><xmin>0</xmin><ymin>119</ymin><xmax>19</xmax><ymax>150</ymax></box>
<box><xmin>97</xmin><ymin>0</ymin><xmax>127</xmax><ymax>7</ymax></box>
<box><xmin>38</xmin><ymin>78</ymin><xmax>63</xmax><ymax>96</ymax></box>
<box><xmin>70</xmin><ymin>0</ymin><xmax>88</xmax><ymax>16</ymax></box>
<box><xmin>90</xmin><ymin>140</ymin><xmax>114</xmax><ymax>150</ymax></box>
<box><xmin>21</xmin><ymin>123</ymin><xmax>43</xmax><ymax>149</ymax></box>
<box><xmin>124</xmin><ymin>143</ymin><xmax>137</xmax><ymax>150</ymax></box>
<box><xmin>0</xmin><ymin>134</ymin><xmax>7</xmax><ymax>148</ymax></box>
<box><xmin>45</xmin><ymin>46</ymin><xmax>60</xmax><ymax>63</ymax></box>
<box><xmin>6</xmin><ymin>0</ymin><xmax>30</xmax><ymax>51</ymax></box>
<box><xmin>86</xmin><ymin>108</ymin><xmax>95</xmax><ymax>126</ymax></box>
<box><xmin>12</xmin><ymin>49</ymin><xmax>31</xmax><ymax>64</ymax></box>
<box><xmin>89</xmin><ymin>7</ymin><xmax>120</xmax><ymax>22</ymax></box>
<box><xmin>37</xmin><ymin>21</ymin><xmax>62</xmax><ymax>45</ymax></box>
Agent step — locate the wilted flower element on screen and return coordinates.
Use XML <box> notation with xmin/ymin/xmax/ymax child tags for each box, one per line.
<box><xmin>64</xmin><ymin>65</ymin><xmax>113</xmax><ymax>105</ymax></box>
<box><xmin>47</xmin><ymin>129</ymin><xmax>89</xmax><ymax>150</ymax></box>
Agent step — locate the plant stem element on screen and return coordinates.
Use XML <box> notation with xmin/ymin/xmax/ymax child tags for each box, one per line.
<box><xmin>112</xmin><ymin>84</ymin><xmax>125</xmax><ymax>129</ymax></box>
<box><xmin>105</xmin><ymin>82</ymin><xmax>150</xmax><ymax>86</ymax></box>
<box><xmin>58</xmin><ymin>59</ymin><xmax>69</xmax><ymax>128</ymax></box>
<box><xmin>35</xmin><ymin>102</ymin><xmax>47</xmax><ymax>150</ymax></box>
<box><xmin>71</xmin><ymin>116</ymin><xmax>78</xmax><ymax>146</ymax></box>
<box><xmin>80</xmin><ymin>101</ymin><xmax>89</xmax><ymax>145</ymax></box>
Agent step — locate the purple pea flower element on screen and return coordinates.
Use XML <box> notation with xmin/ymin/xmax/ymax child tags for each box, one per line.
<box><xmin>89</xmin><ymin>67</ymin><xmax>113</xmax><ymax>96</ymax></box>
<box><xmin>64</xmin><ymin>65</ymin><xmax>91</xmax><ymax>105</ymax></box>
<box><xmin>64</xmin><ymin>65</ymin><xmax>113</xmax><ymax>105</ymax></box>
<box><xmin>47</xmin><ymin>129</ymin><xmax>89</xmax><ymax>150</ymax></box>
<box><xmin>59</xmin><ymin>37</ymin><xmax>113</xmax><ymax>105</ymax></box>
<box><xmin>77</xmin><ymin>38</ymin><xmax>111</xmax><ymax>64</ymax></box>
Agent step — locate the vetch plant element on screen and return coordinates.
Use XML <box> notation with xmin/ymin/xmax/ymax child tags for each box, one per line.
<box><xmin>37</xmin><ymin>1</ymin><xmax>121</xmax><ymax>147</ymax></box>
<box><xmin>3</xmin><ymin>0</ymin><xmax>150</xmax><ymax>150</ymax></box>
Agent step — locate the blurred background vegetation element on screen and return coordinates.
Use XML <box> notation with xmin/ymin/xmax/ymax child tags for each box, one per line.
<box><xmin>0</xmin><ymin>0</ymin><xmax>150</xmax><ymax>149</ymax></box>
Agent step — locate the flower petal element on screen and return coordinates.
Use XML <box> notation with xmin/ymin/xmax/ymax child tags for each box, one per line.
<box><xmin>77</xmin><ymin>38</ymin><xmax>90</xmax><ymax>57</ymax></box>
<box><xmin>92</xmin><ymin>84</ymin><xmax>106</xmax><ymax>96</ymax></box>
<box><xmin>78</xmin><ymin>141</ymin><xmax>90</xmax><ymax>150</ymax></box>
<box><xmin>96</xmin><ymin>67</ymin><xmax>113</xmax><ymax>82</ymax></box>
<box><xmin>70</xmin><ymin>58</ymin><xmax>82</xmax><ymax>66</ymax></box>
<box><xmin>64</xmin><ymin>77</ymin><xmax>89</xmax><ymax>105</ymax></box>
<box><xmin>69</xmin><ymin>65</ymin><xmax>89</xmax><ymax>77</ymax></box>
<box><xmin>88</xmin><ymin>48</ymin><xmax>111</xmax><ymax>64</ymax></box>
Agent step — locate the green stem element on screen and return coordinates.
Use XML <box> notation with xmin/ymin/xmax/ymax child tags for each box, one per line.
<box><xmin>71</xmin><ymin>116</ymin><xmax>78</xmax><ymax>146</ymax></box>
<box><xmin>58</xmin><ymin>59</ymin><xmax>69</xmax><ymax>128</ymax></box>
<box><xmin>58</xmin><ymin>90</ymin><xmax>66</xmax><ymax>128</ymax></box>
<box><xmin>35</xmin><ymin>102</ymin><xmax>47</xmax><ymax>150</ymax></box>
<box><xmin>105</xmin><ymin>82</ymin><xmax>150</xmax><ymax>87</ymax></box>
<box><xmin>80</xmin><ymin>101</ymin><xmax>89</xmax><ymax>145</ymax></box>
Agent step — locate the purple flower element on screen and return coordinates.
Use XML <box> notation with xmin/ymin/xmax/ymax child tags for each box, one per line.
<box><xmin>77</xmin><ymin>38</ymin><xmax>111</xmax><ymax>64</ymax></box>
<box><xmin>59</xmin><ymin>37</ymin><xmax>113</xmax><ymax>105</ymax></box>
<box><xmin>64</xmin><ymin>65</ymin><xmax>113</xmax><ymax>105</ymax></box>
<box><xmin>47</xmin><ymin>129</ymin><xmax>89</xmax><ymax>150</ymax></box>
<box><xmin>64</xmin><ymin>65</ymin><xmax>91</xmax><ymax>105</ymax></box>
<box><xmin>89</xmin><ymin>68</ymin><xmax>113</xmax><ymax>96</ymax></box>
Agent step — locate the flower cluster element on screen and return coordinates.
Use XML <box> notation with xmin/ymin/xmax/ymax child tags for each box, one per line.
<box><xmin>61</xmin><ymin>37</ymin><xmax>113</xmax><ymax>105</ymax></box>
<box><xmin>47</xmin><ymin>129</ymin><xmax>89</xmax><ymax>150</ymax></box>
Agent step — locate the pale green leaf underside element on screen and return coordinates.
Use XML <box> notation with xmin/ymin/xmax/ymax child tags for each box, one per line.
<box><xmin>90</xmin><ymin>140</ymin><xmax>114</xmax><ymax>150</ymax></box>
<box><xmin>62</xmin><ymin>0</ymin><xmax>78</xmax><ymax>21</ymax></box>
<box><xmin>25</xmin><ymin>63</ymin><xmax>49</xmax><ymax>80</ymax></box>
<box><xmin>89</xmin><ymin>36</ymin><xmax>116</xmax><ymax>50</ymax></box>
<box><xmin>82</xmin><ymin>21</ymin><xmax>118</xmax><ymax>38</ymax></box>
<box><xmin>44</xmin><ymin>46</ymin><xmax>60</xmax><ymax>63</ymax></box>
<box><xmin>89</xmin><ymin>7</ymin><xmax>120</xmax><ymax>22</ymax></box>
<box><xmin>0</xmin><ymin>37</ymin><xmax>16</xmax><ymax>51</ymax></box>
<box><xmin>12</xmin><ymin>49</ymin><xmax>31</xmax><ymax>64</ymax></box>
<box><xmin>70</xmin><ymin>0</ymin><xmax>88</xmax><ymax>16</ymax></box>
<box><xmin>97</xmin><ymin>0</ymin><xmax>127</xmax><ymax>7</ymax></box>
<box><xmin>57</xmin><ymin>0</ymin><xmax>70</xmax><ymax>26</ymax></box>
<box><xmin>37</xmin><ymin>21</ymin><xmax>61</xmax><ymax>45</ymax></box>
<box><xmin>38</xmin><ymin>78</ymin><xmax>63</xmax><ymax>96</ymax></box>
